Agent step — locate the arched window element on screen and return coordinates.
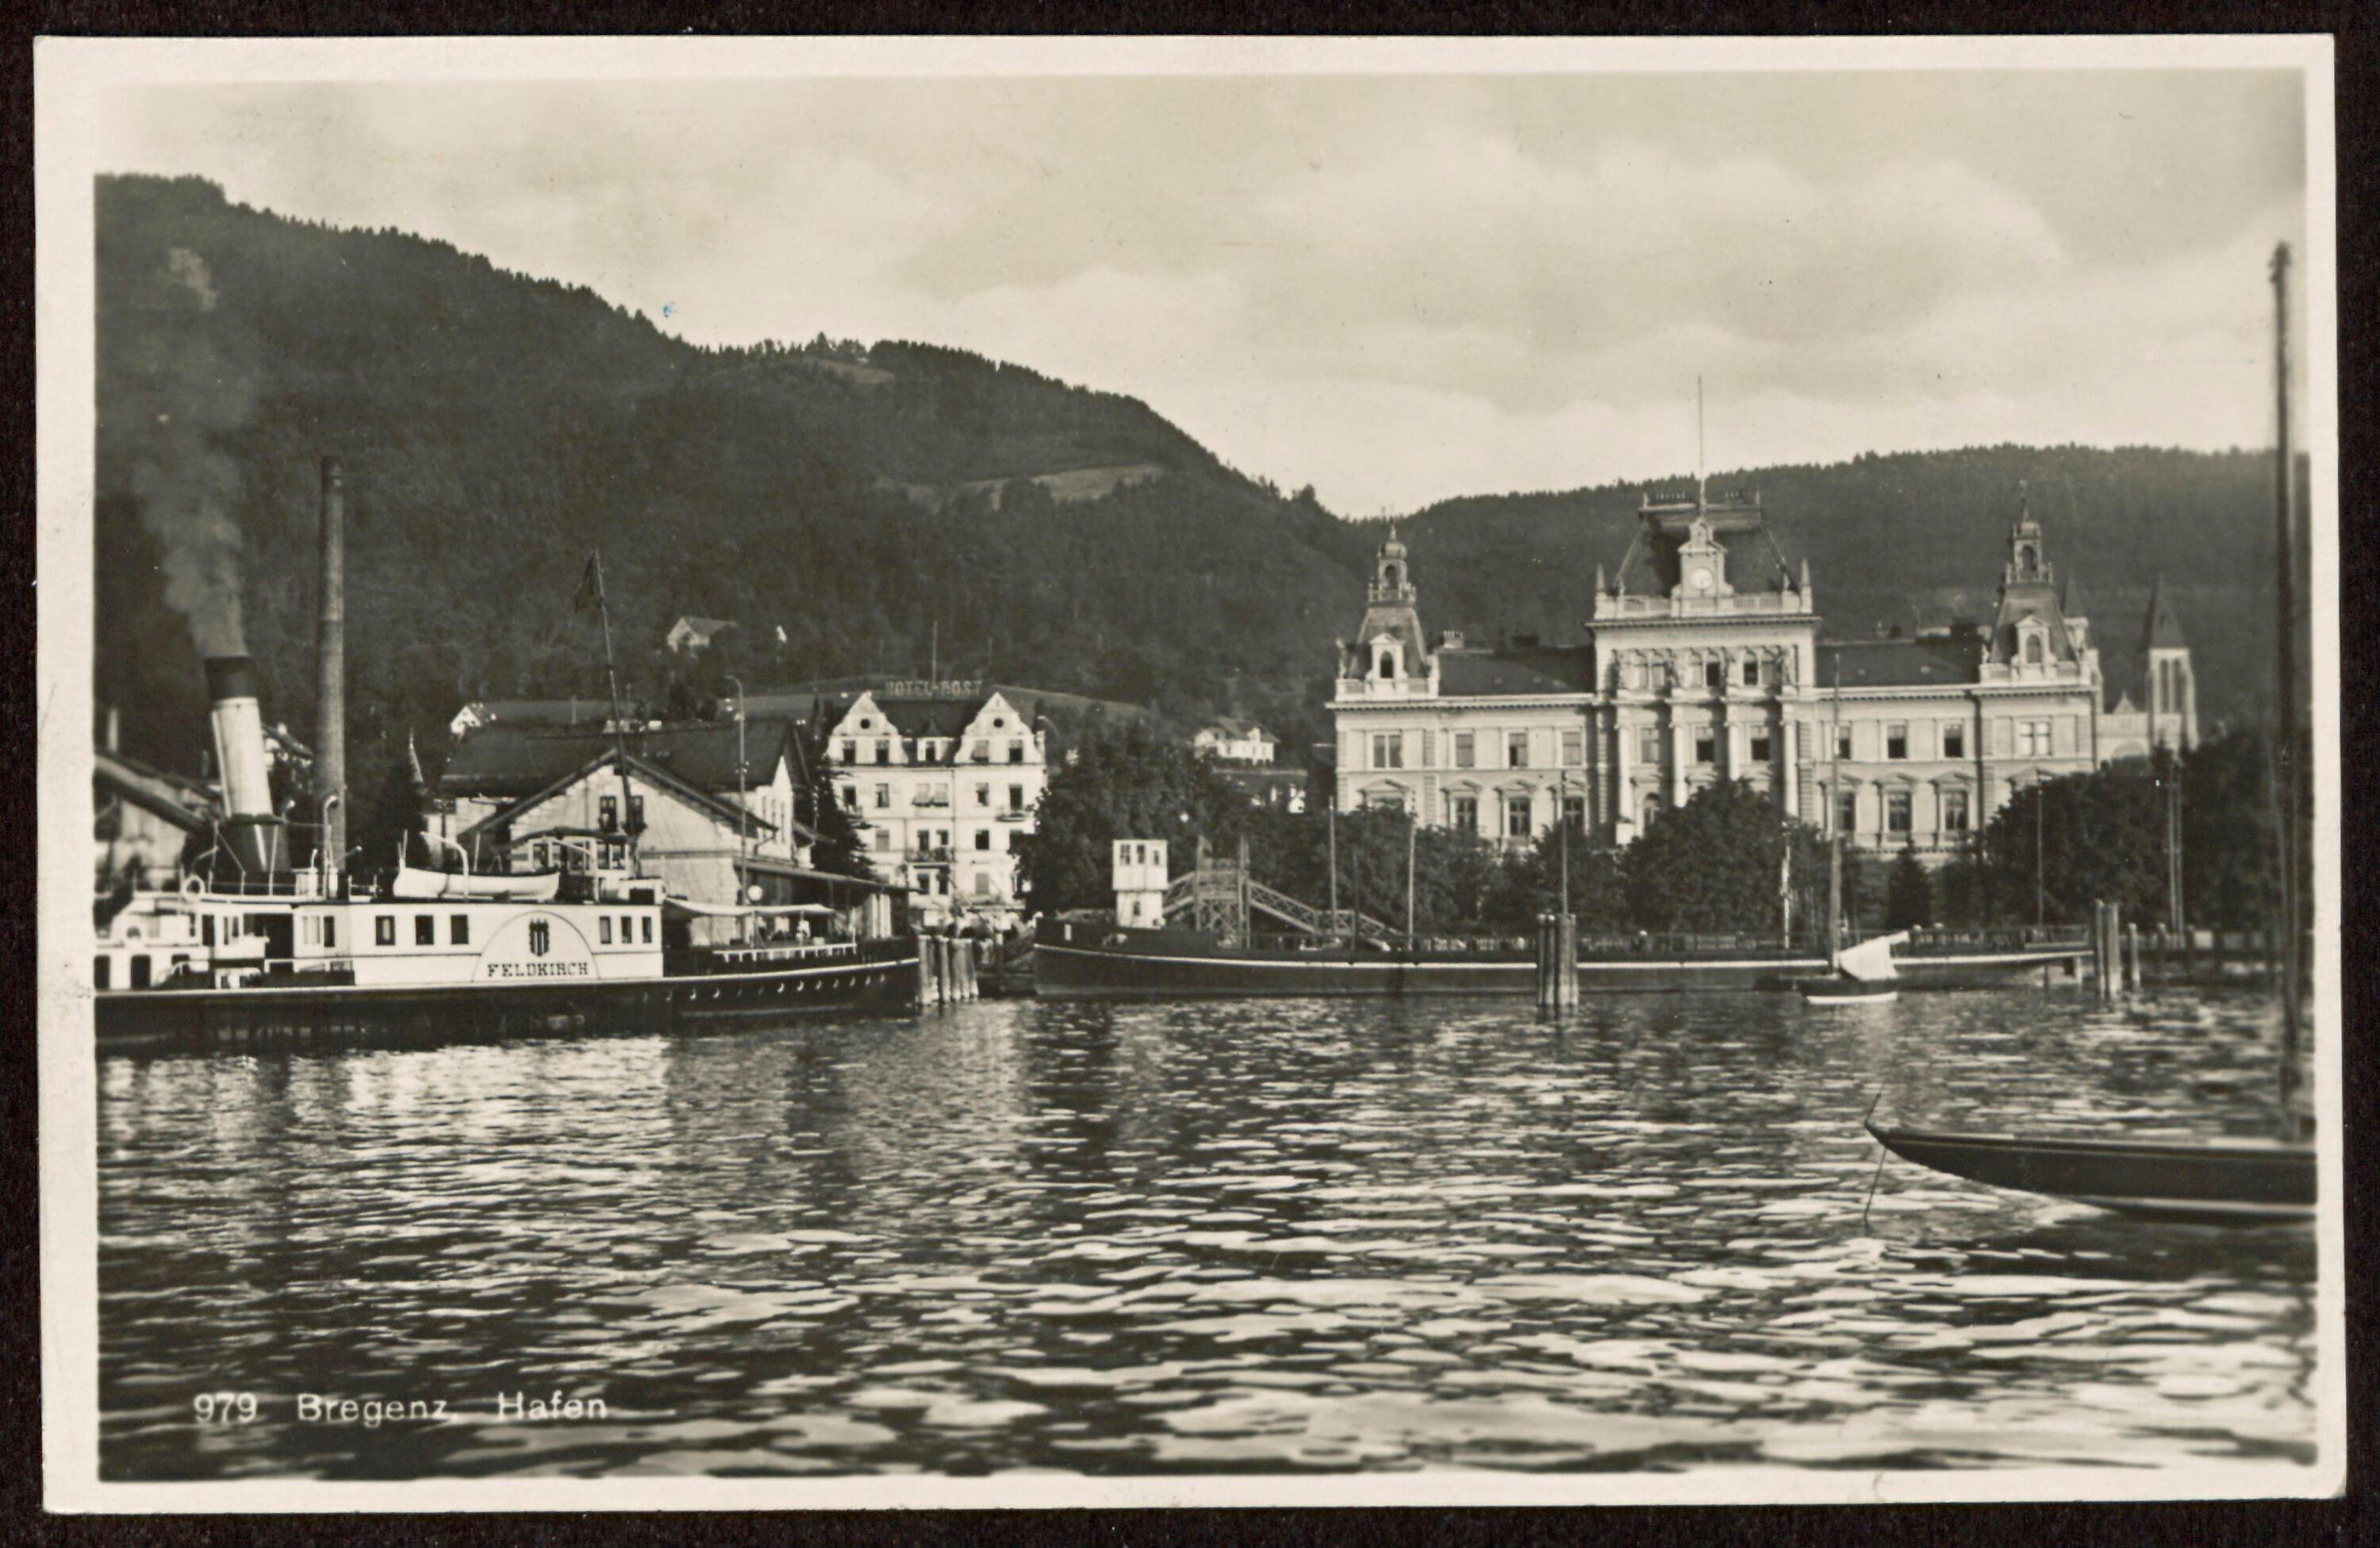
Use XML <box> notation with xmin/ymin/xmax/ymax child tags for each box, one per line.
<box><xmin>1384</xmin><ymin>562</ymin><xmax>1403</xmax><ymax>590</ymax></box>
<box><xmin>2023</xmin><ymin>633</ymin><xmax>2044</xmax><ymax>666</ymax></box>
<box><xmin>1377</xmin><ymin>649</ymin><xmax>1395</xmax><ymax>679</ymax></box>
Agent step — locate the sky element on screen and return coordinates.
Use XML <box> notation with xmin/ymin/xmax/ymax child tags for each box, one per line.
<box><xmin>99</xmin><ymin>68</ymin><xmax>2309</xmax><ymax>516</ymax></box>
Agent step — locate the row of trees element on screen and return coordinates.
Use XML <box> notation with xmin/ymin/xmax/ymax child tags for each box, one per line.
<box><xmin>1020</xmin><ymin>721</ymin><xmax>2295</xmax><ymax>941</ymax></box>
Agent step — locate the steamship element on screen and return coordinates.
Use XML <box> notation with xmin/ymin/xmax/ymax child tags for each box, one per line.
<box><xmin>1031</xmin><ymin>840</ymin><xmax>2088</xmax><ymax>999</ymax></box>
<box><xmin>93</xmin><ymin>463</ymin><xmax>916</xmax><ymax>1055</ymax></box>
<box><xmin>94</xmin><ymin>658</ymin><xmax>917</xmax><ymax>1054</ymax></box>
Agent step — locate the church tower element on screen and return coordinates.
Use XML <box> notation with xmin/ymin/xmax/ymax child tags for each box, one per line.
<box><xmin>1340</xmin><ymin>526</ymin><xmax>1433</xmax><ymax>688</ymax></box>
<box><xmin>2140</xmin><ymin>574</ymin><xmax>2197</xmax><ymax>752</ymax></box>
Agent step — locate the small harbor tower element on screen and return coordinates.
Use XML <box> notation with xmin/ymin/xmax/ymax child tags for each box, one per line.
<box><xmin>1113</xmin><ymin>839</ymin><xmax>1169</xmax><ymax>927</ymax></box>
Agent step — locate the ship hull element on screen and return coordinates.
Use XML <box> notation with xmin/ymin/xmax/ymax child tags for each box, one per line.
<box><xmin>1867</xmin><ymin>1121</ymin><xmax>2316</xmax><ymax>1223</ymax></box>
<box><xmin>94</xmin><ymin>951</ymin><xmax>919</xmax><ymax>1055</ymax></box>
<box><xmin>1032</xmin><ymin>928</ymin><xmax>2082</xmax><ymax>1000</ymax></box>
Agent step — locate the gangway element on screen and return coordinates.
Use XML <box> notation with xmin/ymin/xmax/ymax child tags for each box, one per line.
<box><xmin>1161</xmin><ymin>865</ymin><xmax>1394</xmax><ymax>940</ymax></box>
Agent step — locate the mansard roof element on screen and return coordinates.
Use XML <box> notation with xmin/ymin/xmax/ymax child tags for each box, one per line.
<box><xmin>1436</xmin><ymin>644</ymin><xmax>1598</xmax><ymax>697</ymax></box>
<box><xmin>1818</xmin><ymin>635</ymin><xmax>1983</xmax><ymax>689</ymax></box>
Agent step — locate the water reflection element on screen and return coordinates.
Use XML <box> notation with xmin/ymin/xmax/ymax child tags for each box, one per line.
<box><xmin>98</xmin><ymin>985</ymin><xmax>2315</xmax><ymax>1479</ymax></box>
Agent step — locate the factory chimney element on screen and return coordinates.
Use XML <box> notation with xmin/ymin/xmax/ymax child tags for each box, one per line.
<box><xmin>202</xmin><ymin>654</ymin><xmax>287</xmax><ymax>878</ymax></box>
<box><xmin>315</xmin><ymin>457</ymin><xmax>348</xmax><ymax>874</ymax></box>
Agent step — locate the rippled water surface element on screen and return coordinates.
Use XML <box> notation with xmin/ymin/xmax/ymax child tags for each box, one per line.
<box><xmin>98</xmin><ymin>985</ymin><xmax>2317</xmax><ymax>1479</ymax></box>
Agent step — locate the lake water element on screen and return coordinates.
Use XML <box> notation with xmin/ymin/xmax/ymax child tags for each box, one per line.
<box><xmin>97</xmin><ymin>984</ymin><xmax>2318</xmax><ymax>1480</ymax></box>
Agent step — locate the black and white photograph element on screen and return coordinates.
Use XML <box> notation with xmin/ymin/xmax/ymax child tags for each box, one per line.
<box><xmin>35</xmin><ymin>35</ymin><xmax>2342</xmax><ymax>1509</ymax></box>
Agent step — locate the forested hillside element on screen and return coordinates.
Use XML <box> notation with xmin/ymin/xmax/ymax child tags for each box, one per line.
<box><xmin>96</xmin><ymin>175</ymin><xmax>1368</xmax><ymax>794</ymax></box>
<box><xmin>98</xmin><ymin>174</ymin><xmax>2291</xmax><ymax>835</ymax></box>
<box><xmin>1401</xmin><ymin>445</ymin><xmax>2294</xmax><ymax>732</ymax></box>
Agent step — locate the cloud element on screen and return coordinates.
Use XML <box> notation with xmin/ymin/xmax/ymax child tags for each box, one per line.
<box><xmin>98</xmin><ymin>70</ymin><xmax>2309</xmax><ymax>515</ymax></box>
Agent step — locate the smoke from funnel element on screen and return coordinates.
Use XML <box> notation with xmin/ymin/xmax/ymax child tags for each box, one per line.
<box><xmin>127</xmin><ymin>248</ymin><xmax>255</xmax><ymax>658</ymax></box>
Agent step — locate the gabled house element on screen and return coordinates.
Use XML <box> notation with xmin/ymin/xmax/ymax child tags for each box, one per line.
<box><xmin>667</xmin><ymin>616</ymin><xmax>742</xmax><ymax>655</ymax></box>
<box><xmin>1194</xmin><ymin>716</ymin><xmax>1278</xmax><ymax>765</ymax></box>
<box><xmin>432</xmin><ymin>719</ymin><xmax>819</xmax><ymax>938</ymax></box>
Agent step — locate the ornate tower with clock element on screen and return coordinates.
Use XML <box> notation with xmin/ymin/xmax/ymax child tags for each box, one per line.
<box><xmin>1672</xmin><ymin>516</ymin><xmax>1734</xmax><ymax>600</ymax></box>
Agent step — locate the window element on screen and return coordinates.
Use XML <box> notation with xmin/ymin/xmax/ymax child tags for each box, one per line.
<box><xmin>974</xmin><ymin>830</ymin><xmax>991</xmax><ymax>851</ymax></box>
<box><xmin>599</xmin><ymin>795</ymin><xmax>619</xmax><ymax>833</ymax></box>
<box><xmin>629</xmin><ymin>795</ymin><xmax>646</xmax><ymax>832</ymax></box>
<box><xmin>873</xmin><ymin>784</ymin><xmax>890</xmax><ymax>809</ymax></box>
<box><xmin>1641</xmin><ymin>793</ymin><xmax>1663</xmax><ymax>829</ymax></box>
<box><xmin>1695</xmin><ymin>731</ymin><xmax>1716</xmax><ymax>765</ymax></box>
<box><xmin>876</xmin><ymin>737</ymin><xmax>891</xmax><ymax>763</ymax></box>
<box><xmin>1371</xmin><ymin>732</ymin><xmax>1403</xmax><ymax>770</ymax></box>
<box><xmin>2023</xmin><ymin>633</ymin><xmax>2044</xmax><ymax>666</ymax></box>
<box><xmin>1507</xmin><ymin>731</ymin><xmax>1529</xmax><ymax>768</ymax></box>
<box><xmin>1750</xmin><ymin>730</ymin><xmax>1773</xmax><ymax>763</ymax></box>
<box><xmin>1705</xmin><ymin>659</ymin><xmax>1725</xmax><ymax>689</ymax></box>
<box><xmin>93</xmin><ymin>956</ymin><xmax>109</xmax><ymax>989</ymax></box>
<box><xmin>976</xmin><ymin>783</ymin><xmax>992</xmax><ymax>808</ymax></box>
<box><xmin>1450</xmin><ymin>793</ymin><xmax>1479</xmax><ymax>832</ymax></box>
<box><xmin>974</xmin><ymin>872</ymin><xmax>993</xmax><ymax>897</ymax></box>
<box><xmin>1886</xmin><ymin>789</ymin><xmax>1913</xmax><ymax>835</ymax></box>
<box><xmin>872</xmin><ymin>829</ymin><xmax>889</xmax><ymax>852</ymax></box>
<box><xmin>1943</xmin><ymin>722</ymin><xmax>1966</xmax><ymax>760</ymax></box>
<box><xmin>1639</xmin><ymin>727</ymin><xmax>1662</xmax><ymax>764</ymax></box>
<box><xmin>971</xmin><ymin>741</ymin><xmax>991</xmax><ymax>763</ymax></box>
<box><xmin>375</xmin><ymin>915</ymin><xmax>396</xmax><ymax>947</ymax></box>
<box><xmin>415</xmin><ymin>915</ymin><xmax>436</xmax><ymax>946</ymax></box>
<box><xmin>532</xmin><ymin>841</ymin><xmax>551</xmax><ymax>871</ymax></box>
<box><xmin>129</xmin><ymin>955</ymin><xmax>151</xmax><ymax>989</ymax></box>
<box><xmin>2017</xmin><ymin>719</ymin><xmax>2052</xmax><ymax>758</ymax></box>
<box><xmin>1837</xmin><ymin>723</ymin><xmax>1855</xmax><ymax>762</ymax></box>
<box><xmin>840</xmin><ymin>740</ymin><xmax>855</xmax><ymax>764</ymax></box>
<box><xmin>603</xmin><ymin>841</ymin><xmax>626</xmax><ymax>871</ymax></box>
<box><xmin>1561</xmin><ymin>793</ymin><xmax>1586</xmax><ymax>830</ymax></box>
<box><xmin>1453</xmin><ymin>731</ymin><xmax>1475</xmax><ymax>769</ymax></box>
<box><xmin>323</xmin><ymin>916</ymin><xmax>336</xmax><ymax>950</ymax></box>
<box><xmin>1009</xmin><ymin>739</ymin><xmax>1025</xmax><ymax>763</ymax></box>
<box><xmin>1836</xmin><ymin>786</ymin><xmax>1858</xmax><ymax>835</ymax></box>
<box><xmin>1887</xmin><ymin>723</ymin><xmax>1908</xmax><ymax>760</ymax></box>
<box><xmin>1377</xmin><ymin>650</ymin><xmax>1395</xmax><ymax>679</ymax></box>
<box><xmin>1504</xmin><ymin>794</ymin><xmax>1533</xmax><ymax>839</ymax></box>
<box><xmin>1942</xmin><ymin>788</ymin><xmax>1971</xmax><ymax>833</ymax></box>
<box><xmin>916</xmin><ymin>831</ymin><xmax>934</xmax><ymax>854</ymax></box>
<box><xmin>1008</xmin><ymin>831</ymin><xmax>1022</xmax><ymax>852</ymax></box>
<box><xmin>1561</xmin><ymin>728</ymin><xmax>1583</xmax><ymax>766</ymax></box>
<box><xmin>1008</xmin><ymin>785</ymin><xmax>1025</xmax><ymax>812</ymax></box>
<box><xmin>601</xmin><ymin>916</ymin><xmax>614</xmax><ymax>944</ymax></box>
<box><xmin>1742</xmin><ymin>658</ymin><xmax>1760</xmax><ymax>687</ymax></box>
<box><xmin>843</xmin><ymin>785</ymin><xmax>860</xmax><ymax>810</ymax></box>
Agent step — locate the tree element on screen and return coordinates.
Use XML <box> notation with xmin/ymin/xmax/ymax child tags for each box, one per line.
<box><xmin>1622</xmin><ymin>781</ymin><xmax>1822</xmax><ymax>934</ymax></box>
<box><xmin>1491</xmin><ymin>820</ymin><xmax>1629</xmax><ymax>933</ymax></box>
<box><xmin>1017</xmin><ymin>720</ymin><xmax>1246</xmax><ymax>913</ymax></box>
<box><xmin>1884</xmin><ymin>847</ymin><xmax>1933</xmax><ymax>930</ymax></box>
<box><xmin>1980</xmin><ymin>766</ymin><xmax>2166</xmax><ymax>924</ymax></box>
<box><xmin>804</xmin><ymin>759</ymin><xmax>873</xmax><ymax>881</ymax></box>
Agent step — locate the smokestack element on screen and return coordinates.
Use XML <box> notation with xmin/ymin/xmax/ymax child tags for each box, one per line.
<box><xmin>315</xmin><ymin>457</ymin><xmax>348</xmax><ymax>870</ymax></box>
<box><xmin>204</xmin><ymin>655</ymin><xmax>287</xmax><ymax>878</ymax></box>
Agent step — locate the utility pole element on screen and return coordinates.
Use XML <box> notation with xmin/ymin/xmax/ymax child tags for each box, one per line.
<box><xmin>1405</xmin><ymin>797</ymin><xmax>1417</xmax><ymax>939</ymax></box>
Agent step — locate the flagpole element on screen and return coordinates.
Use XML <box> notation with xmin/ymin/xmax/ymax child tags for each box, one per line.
<box><xmin>589</xmin><ymin>551</ymin><xmax>638</xmax><ymax>878</ymax></box>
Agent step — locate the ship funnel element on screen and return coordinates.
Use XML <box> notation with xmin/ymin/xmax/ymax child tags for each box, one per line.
<box><xmin>203</xmin><ymin>654</ymin><xmax>288</xmax><ymax>878</ymax></box>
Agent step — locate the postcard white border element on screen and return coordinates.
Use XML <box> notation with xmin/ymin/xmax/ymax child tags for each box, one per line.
<box><xmin>36</xmin><ymin>31</ymin><xmax>2344</xmax><ymax>1512</ymax></box>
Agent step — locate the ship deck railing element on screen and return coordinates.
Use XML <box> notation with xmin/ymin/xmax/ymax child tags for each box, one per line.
<box><xmin>1202</xmin><ymin>924</ymin><xmax>2089</xmax><ymax>958</ymax></box>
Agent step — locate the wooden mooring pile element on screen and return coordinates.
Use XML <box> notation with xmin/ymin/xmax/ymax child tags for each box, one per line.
<box><xmin>919</xmin><ymin>933</ymin><xmax>981</xmax><ymax>1006</ymax></box>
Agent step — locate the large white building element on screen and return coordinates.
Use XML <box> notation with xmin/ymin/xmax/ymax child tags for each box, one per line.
<box><xmin>819</xmin><ymin>682</ymin><xmax>1047</xmax><ymax>928</ymax></box>
<box><xmin>1330</xmin><ymin>487</ymin><xmax>2194</xmax><ymax>858</ymax></box>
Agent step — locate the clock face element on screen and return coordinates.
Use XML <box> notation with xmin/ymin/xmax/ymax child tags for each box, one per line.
<box><xmin>1690</xmin><ymin>566</ymin><xmax>1714</xmax><ymax>593</ymax></box>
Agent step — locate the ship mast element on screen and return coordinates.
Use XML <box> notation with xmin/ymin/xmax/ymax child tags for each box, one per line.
<box><xmin>1828</xmin><ymin>658</ymin><xmax>1843</xmax><ymax>969</ymax></box>
<box><xmin>2271</xmin><ymin>243</ymin><xmax>2304</xmax><ymax>1141</ymax></box>
<box><xmin>585</xmin><ymin>550</ymin><xmax>639</xmax><ymax>878</ymax></box>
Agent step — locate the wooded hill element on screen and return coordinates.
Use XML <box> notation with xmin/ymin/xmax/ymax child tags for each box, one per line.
<box><xmin>98</xmin><ymin>174</ymin><xmax>2291</xmax><ymax>816</ymax></box>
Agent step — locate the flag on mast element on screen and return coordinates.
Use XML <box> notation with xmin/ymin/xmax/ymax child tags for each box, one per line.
<box><xmin>572</xmin><ymin>553</ymin><xmax>604</xmax><ymax>613</ymax></box>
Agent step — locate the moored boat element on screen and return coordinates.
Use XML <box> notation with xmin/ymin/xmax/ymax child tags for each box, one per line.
<box><xmin>1865</xmin><ymin>1120</ymin><xmax>2314</xmax><ymax>1223</ymax></box>
<box><xmin>1033</xmin><ymin>918</ymin><xmax>2080</xmax><ymax>998</ymax></box>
